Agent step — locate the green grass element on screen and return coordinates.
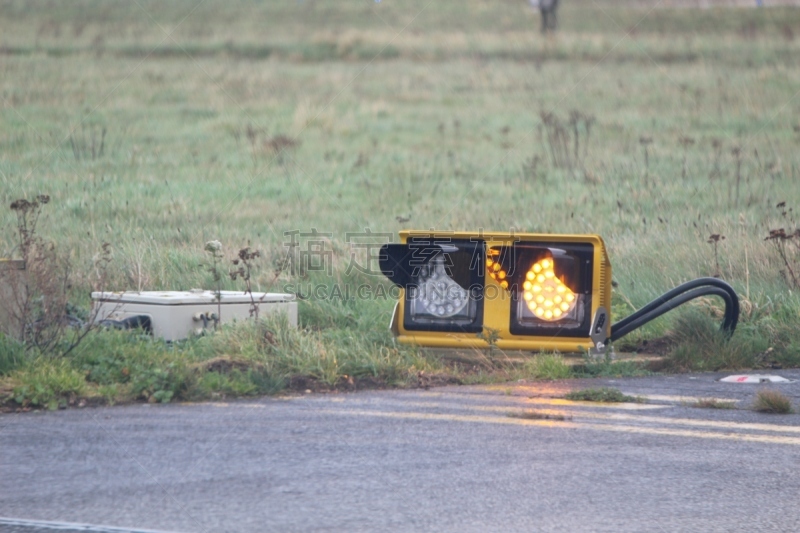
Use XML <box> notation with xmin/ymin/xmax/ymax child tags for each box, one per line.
<box><xmin>2</xmin><ymin>0</ymin><xmax>800</xmax><ymax>407</ymax></box>
<box><xmin>522</xmin><ymin>353</ymin><xmax>574</xmax><ymax>380</ymax></box>
<box><xmin>11</xmin><ymin>359</ymin><xmax>86</xmax><ymax>410</ymax></box>
<box><xmin>0</xmin><ymin>334</ymin><xmax>26</xmax><ymax>376</ymax></box>
<box><xmin>576</xmin><ymin>354</ymin><xmax>653</xmax><ymax>378</ymax></box>
<box><xmin>516</xmin><ymin>351</ymin><xmax>651</xmax><ymax>381</ymax></box>
<box><xmin>2</xmin><ymin>313</ymin><xmax>453</xmax><ymax>408</ymax></box>
<box><xmin>663</xmin><ymin>302</ymin><xmax>800</xmax><ymax>372</ymax></box>
<box><xmin>564</xmin><ymin>387</ymin><xmax>639</xmax><ymax>403</ymax></box>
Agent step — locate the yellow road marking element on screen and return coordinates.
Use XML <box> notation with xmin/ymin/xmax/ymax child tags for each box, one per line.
<box><xmin>202</xmin><ymin>402</ymin><xmax>266</xmax><ymax>408</ymax></box>
<box><xmin>192</xmin><ymin>397</ymin><xmax>800</xmax><ymax>443</ymax></box>
<box><xmin>627</xmin><ymin>394</ymin><xmax>739</xmax><ymax>404</ymax></box>
<box><xmin>524</xmin><ymin>397</ymin><xmax>667</xmax><ymax>410</ymax></box>
<box><xmin>424</xmin><ymin>388</ymin><xmax>738</xmax><ymax>411</ymax></box>
<box><xmin>397</xmin><ymin>401</ymin><xmax>800</xmax><ymax>435</ymax></box>
<box><xmin>583</xmin><ymin>422</ymin><xmax>800</xmax><ymax>446</ymax></box>
<box><xmin>322</xmin><ymin>408</ymin><xmax>800</xmax><ymax>446</ymax></box>
<box><xmin>427</xmin><ymin>388</ymin><xmax>741</xmax><ymax>406</ymax></box>
<box><xmin>422</xmin><ymin>392</ymin><xmax>671</xmax><ymax>411</ymax></box>
<box><xmin>324</xmin><ymin>408</ymin><xmax>576</xmax><ymax>428</ymax></box>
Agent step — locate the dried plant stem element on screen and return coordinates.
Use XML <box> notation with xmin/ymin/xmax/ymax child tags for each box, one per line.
<box><xmin>778</xmin><ymin>244</ymin><xmax>799</xmax><ymax>288</ymax></box>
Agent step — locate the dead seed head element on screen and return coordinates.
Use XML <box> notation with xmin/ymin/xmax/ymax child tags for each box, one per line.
<box><xmin>237</xmin><ymin>247</ymin><xmax>259</xmax><ymax>261</ymax></box>
<box><xmin>766</xmin><ymin>228</ymin><xmax>787</xmax><ymax>240</ymax></box>
<box><xmin>10</xmin><ymin>199</ymin><xmax>31</xmax><ymax>211</ymax></box>
<box><xmin>266</xmin><ymin>135</ymin><xmax>298</xmax><ymax>152</ymax></box>
<box><xmin>205</xmin><ymin>240</ymin><xmax>222</xmax><ymax>253</ymax></box>
<box><xmin>11</xmin><ymin>195</ymin><xmax>49</xmax><ymax>213</ymax></box>
<box><xmin>765</xmin><ymin>228</ymin><xmax>800</xmax><ymax>241</ymax></box>
<box><xmin>245</xmin><ymin>124</ymin><xmax>258</xmax><ymax>143</ymax></box>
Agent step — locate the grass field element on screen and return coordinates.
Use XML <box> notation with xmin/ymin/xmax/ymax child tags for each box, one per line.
<box><xmin>2</xmin><ymin>0</ymin><xmax>800</xmax><ymax>407</ymax></box>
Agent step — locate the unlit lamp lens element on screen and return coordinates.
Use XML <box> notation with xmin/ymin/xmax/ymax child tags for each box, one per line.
<box><xmin>417</xmin><ymin>255</ymin><xmax>469</xmax><ymax>318</ymax></box>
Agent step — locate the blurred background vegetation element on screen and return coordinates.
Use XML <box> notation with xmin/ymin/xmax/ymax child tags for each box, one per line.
<box><xmin>1</xmin><ymin>0</ymin><xmax>800</xmax><ymax>405</ymax></box>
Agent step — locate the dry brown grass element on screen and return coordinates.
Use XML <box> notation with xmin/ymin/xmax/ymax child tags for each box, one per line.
<box><xmin>692</xmin><ymin>398</ymin><xmax>736</xmax><ymax>409</ymax></box>
<box><xmin>753</xmin><ymin>389</ymin><xmax>794</xmax><ymax>414</ymax></box>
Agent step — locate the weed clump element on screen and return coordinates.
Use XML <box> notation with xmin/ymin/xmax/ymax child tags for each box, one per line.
<box><xmin>12</xmin><ymin>360</ymin><xmax>86</xmax><ymax>410</ymax></box>
<box><xmin>752</xmin><ymin>389</ymin><xmax>793</xmax><ymax>414</ymax></box>
<box><xmin>540</xmin><ymin>109</ymin><xmax>594</xmax><ymax>171</ymax></box>
<box><xmin>5</xmin><ymin>195</ymin><xmax>68</xmax><ymax>349</ymax></box>
<box><xmin>522</xmin><ymin>353</ymin><xmax>573</xmax><ymax>380</ymax></box>
<box><xmin>576</xmin><ymin>354</ymin><xmax>651</xmax><ymax>378</ymax></box>
<box><xmin>507</xmin><ymin>410</ymin><xmax>570</xmax><ymax>421</ymax></box>
<box><xmin>2</xmin><ymin>196</ymin><xmax>112</xmax><ymax>357</ymax></box>
<box><xmin>765</xmin><ymin>202</ymin><xmax>800</xmax><ymax>289</ymax></box>
<box><xmin>0</xmin><ymin>335</ymin><xmax>25</xmax><ymax>376</ymax></box>
<box><xmin>691</xmin><ymin>398</ymin><xmax>736</xmax><ymax>409</ymax></box>
<box><xmin>564</xmin><ymin>387</ymin><xmax>638</xmax><ymax>403</ymax></box>
<box><xmin>665</xmin><ymin>308</ymin><xmax>769</xmax><ymax>372</ymax></box>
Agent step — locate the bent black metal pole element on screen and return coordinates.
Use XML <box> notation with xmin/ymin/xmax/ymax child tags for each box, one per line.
<box><xmin>609</xmin><ymin>278</ymin><xmax>739</xmax><ymax>343</ymax></box>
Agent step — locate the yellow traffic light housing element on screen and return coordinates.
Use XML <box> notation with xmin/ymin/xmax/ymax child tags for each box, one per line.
<box><xmin>380</xmin><ymin>230</ymin><xmax>740</xmax><ymax>355</ymax></box>
<box><xmin>380</xmin><ymin>231</ymin><xmax>612</xmax><ymax>354</ymax></box>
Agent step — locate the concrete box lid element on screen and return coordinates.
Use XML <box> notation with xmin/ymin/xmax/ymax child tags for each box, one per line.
<box><xmin>719</xmin><ymin>374</ymin><xmax>794</xmax><ymax>384</ymax></box>
<box><xmin>91</xmin><ymin>290</ymin><xmax>295</xmax><ymax>306</ymax></box>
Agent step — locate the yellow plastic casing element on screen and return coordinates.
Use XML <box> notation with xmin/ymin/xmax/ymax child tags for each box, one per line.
<box><xmin>390</xmin><ymin>231</ymin><xmax>612</xmax><ymax>352</ymax></box>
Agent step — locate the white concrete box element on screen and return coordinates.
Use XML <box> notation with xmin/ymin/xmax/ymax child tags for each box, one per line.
<box><xmin>91</xmin><ymin>290</ymin><xmax>297</xmax><ymax>342</ymax></box>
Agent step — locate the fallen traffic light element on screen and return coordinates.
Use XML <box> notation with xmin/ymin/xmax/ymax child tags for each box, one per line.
<box><xmin>380</xmin><ymin>230</ymin><xmax>738</xmax><ymax>355</ymax></box>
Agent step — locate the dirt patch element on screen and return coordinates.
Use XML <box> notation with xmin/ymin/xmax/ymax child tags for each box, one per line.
<box><xmin>286</xmin><ymin>374</ymin><xmax>386</xmax><ymax>393</ymax></box>
<box><xmin>414</xmin><ymin>371</ymin><xmax>463</xmax><ymax>389</ymax></box>
<box><xmin>193</xmin><ymin>356</ymin><xmax>261</xmax><ymax>374</ymax></box>
<box><xmin>507</xmin><ymin>409</ymin><xmax>572</xmax><ymax>421</ymax></box>
<box><xmin>286</xmin><ymin>371</ymin><xmax>463</xmax><ymax>394</ymax></box>
<box><xmin>0</xmin><ymin>394</ymin><xmax>109</xmax><ymax>414</ymax></box>
<box><xmin>632</xmin><ymin>336</ymin><xmax>674</xmax><ymax>356</ymax></box>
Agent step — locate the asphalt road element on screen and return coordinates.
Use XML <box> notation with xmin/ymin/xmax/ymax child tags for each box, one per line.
<box><xmin>2</xmin><ymin>371</ymin><xmax>800</xmax><ymax>533</ymax></box>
